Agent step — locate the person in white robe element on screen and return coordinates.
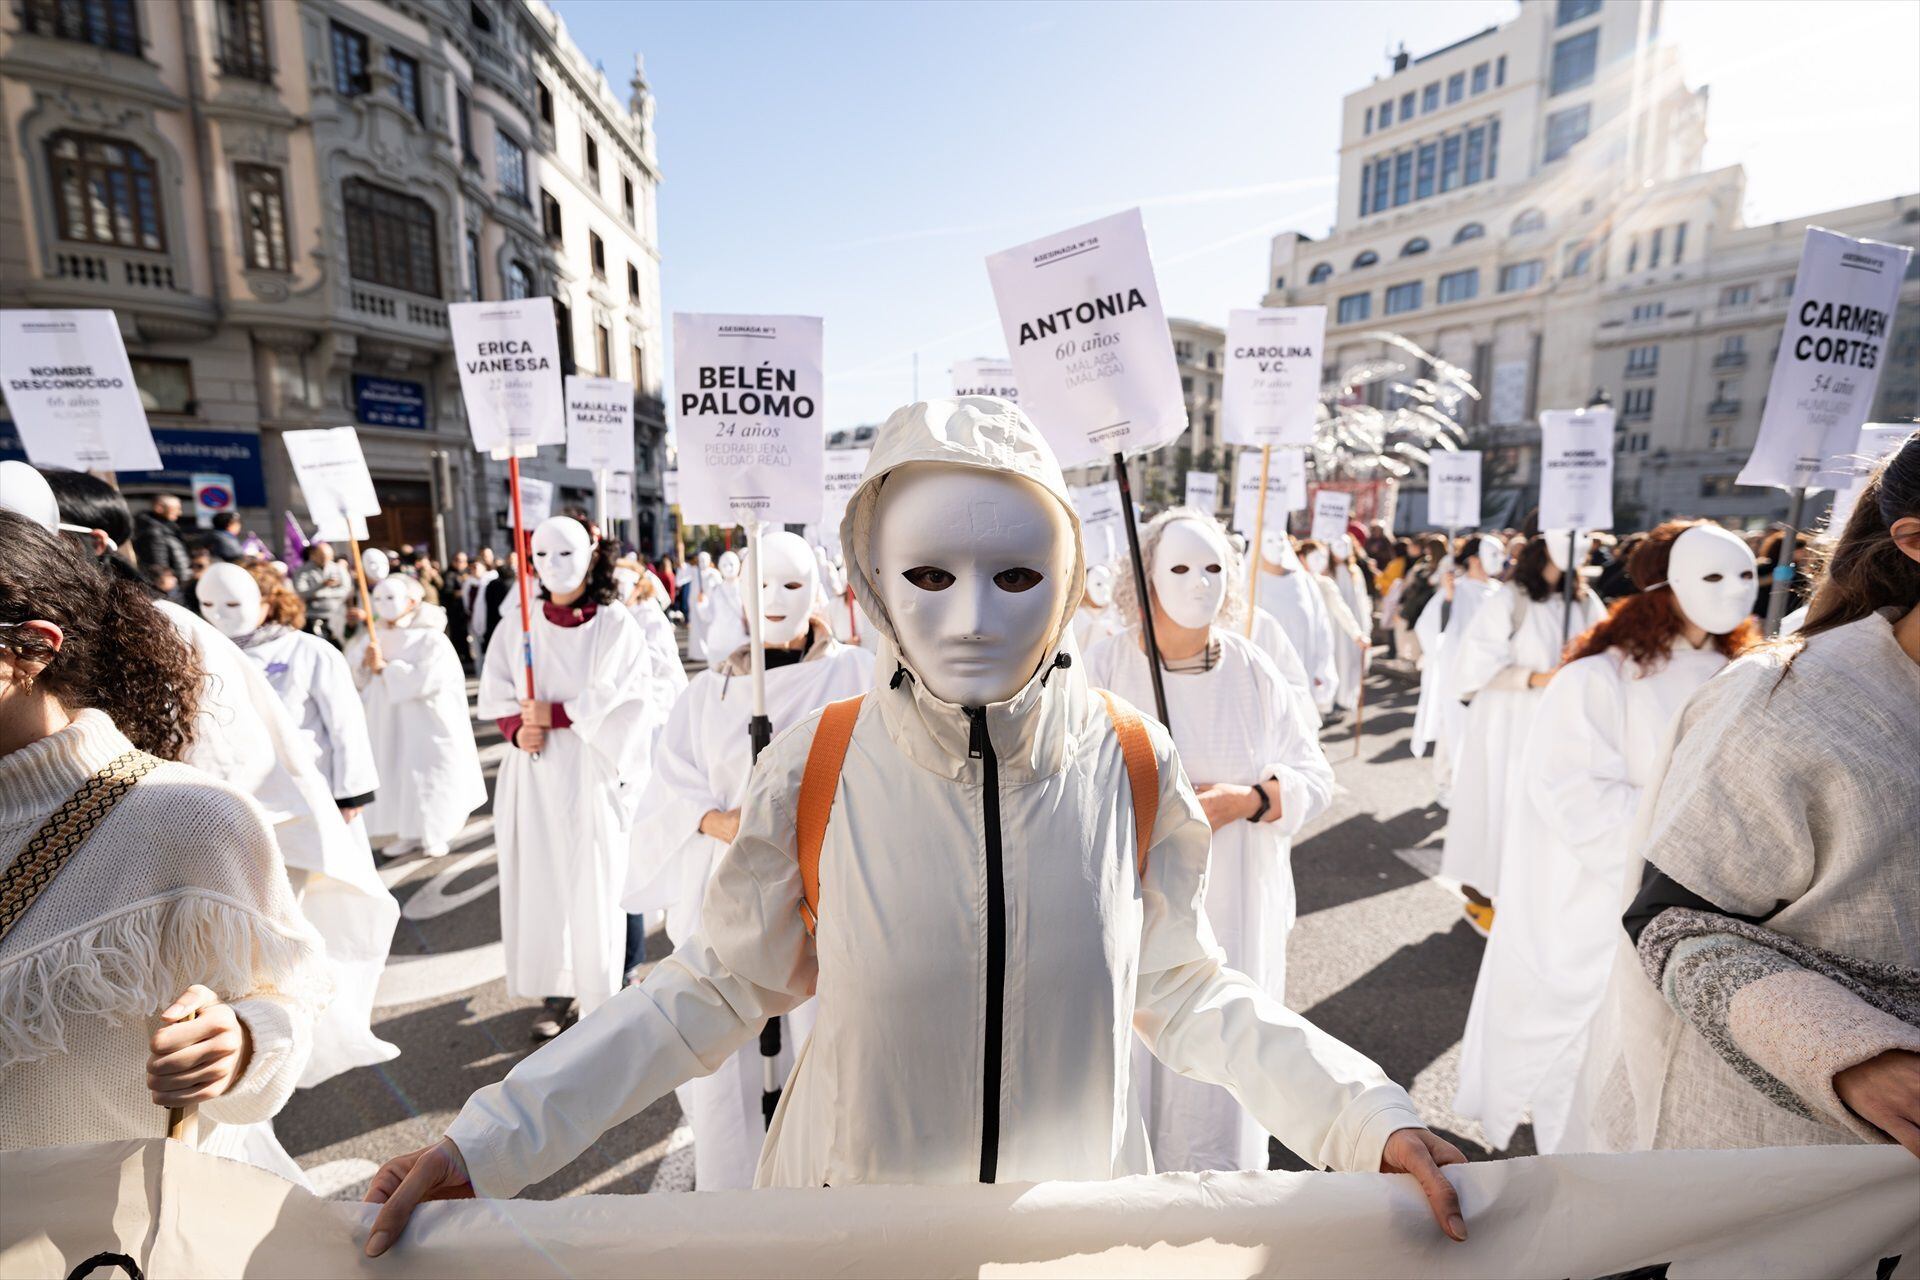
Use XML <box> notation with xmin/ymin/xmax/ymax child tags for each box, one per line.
<box><xmin>479</xmin><ymin>517</ymin><xmax>670</xmax><ymax>1039</ymax></box>
<box><xmin>614</xmin><ymin>556</ymin><xmax>687</xmax><ymax>689</ymax></box>
<box><xmin>1299</xmin><ymin>540</ymin><xmax>1368</xmax><ymax>713</ymax></box>
<box><xmin>1247</xmin><ymin>606</ymin><xmax>1320</xmax><ymax>730</ymax></box>
<box><xmin>1254</xmin><ymin>530</ymin><xmax>1339</xmax><ymax>717</ymax></box>
<box><xmin>1409</xmin><ymin>536</ymin><xmax>1507</xmax><ymax>805</ymax></box>
<box><xmin>701</xmin><ymin>549</ymin><xmax>749</xmax><ymax>663</ymax></box>
<box><xmin>683</xmin><ymin>551</ymin><xmax>723</xmax><ymax>664</ymax></box>
<box><xmin>1087</xmin><ymin>509</ymin><xmax>1334</xmax><ymax>1173</ymax></box>
<box><xmin>626</xmin><ymin>530</ymin><xmax>874</xmax><ymax>1190</ymax></box>
<box><xmin>1331</xmin><ymin>535</ymin><xmax>1374</xmax><ymax>703</ymax></box>
<box><xmin>1440</xmin><ymin>533</ymin><xmax>1607</xmax><ymax>918</ymax></box>
<box><xmin>347</xmin><ymin>576</ymin><xmax>488</xmax><ymax>858</ymax></box>
<box><xmin>1070</xmin><ymin>563</ymin><xmax>1125</xmax><ymax>654</ymax></box>
<box><xmin>1454</xmin><ymin>523</ymin><xmax>1759</xmax><ymax>1152</ymax></box>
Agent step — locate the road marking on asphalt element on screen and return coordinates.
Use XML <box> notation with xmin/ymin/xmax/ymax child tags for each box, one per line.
<box><xmin>399</xmin><ymin>847</ymin><xmax>501</xmax><ymax>921</ymax></box>
<box><xmin>306</xmin><ymin>1157</ymin><xmax>381</xmax><ymax>1200</ymax></box>
<box><xmin>374</xmin><ymin>940</ymin><xmax>507</xmax><ymax>1008</ymax></box>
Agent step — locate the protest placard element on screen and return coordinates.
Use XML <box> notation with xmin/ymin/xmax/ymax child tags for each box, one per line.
<box><xmin>950</xmin><ymin>359</ymin><xmax>1020</xmax><ymax>401</ymax></box>
<box><xmin>1183</xmin><ymin>470</ymin><xmax>1218</xmax><ymax>512</ymax></box>
<box><xmin>1223</xmin><ymin>307</ymin><xmax>1327</xmax><ymax>446</ymax></box>
<box><xmin>0</xmin><ymin>309</ymin><xmax>161</xmax><ymax>471</ymax></box>
<box><xmin>1231</xmin><ymin>447</ymin><xmax>1306</xmax><ymax>536</ymax></box>
<box><xmin>1538</xmin><ymin>407</ymin><xmax>1616</xmax><ymax>530</ymax></box>
<box><xmin>281</xmin><ymin>426</ymin><xmax>379</xmax><ymax>542</ymax></box>
<box><xmin>673</xmin><ymin>313</ymin><xmax>824</xmax><ymax>525</ymax></box>
<box><xmin>1426</xmin><ymin>450</ymin><xmax>1483</xmax><ymax>529</ymax></box>
<box><xmin>565</xmin><ymin>375</ymin><xmax>635</xmax><ymax>473</ymax></box>
<box><xmin>449</xmin><ymin>298</ymin><xmax>566</xmax><ymax>453</ymax></box>
<box><xmin>1309</xmin><ymin>489</ymin><xmax>1353</xmax><ymax>545</ymax></box>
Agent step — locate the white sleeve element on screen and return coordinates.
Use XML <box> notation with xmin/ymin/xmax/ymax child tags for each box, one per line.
<box><xmin>311</xmin><ymin>643</ymin><xmax>380</xmax><ymax>801</ymax></box>
<box><xmin>476</xmin><ymin>612</ymin><xmax>524</xmax><ymax>720</ymax></box>
<box><xmin>1522</xmin><ymin>656</ymin><xmax>1641</xmax><ymax>870</ymax></box>
<box><xmin>1445</xmin><ymin>586</ymin><xmax>1518</xmax><ymax>701</ymax></box>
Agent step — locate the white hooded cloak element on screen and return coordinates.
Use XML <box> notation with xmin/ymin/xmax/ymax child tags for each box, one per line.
<box><xmin>1255</xmin><ymin>569</ymin><xmax>1339</xmax><ymax>716</ymax></box>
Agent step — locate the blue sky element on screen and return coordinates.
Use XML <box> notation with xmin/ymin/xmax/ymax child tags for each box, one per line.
<box><xmin>552</xmin><ymin>0</ymin><xmax>1920</xmax><ymax>435</ymax></box>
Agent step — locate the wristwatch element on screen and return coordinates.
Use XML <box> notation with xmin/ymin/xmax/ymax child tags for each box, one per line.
<box><xmin>1247</xmin><ymin>782</ymin><xmax>1272</xmax><ymax>824</ymax></box>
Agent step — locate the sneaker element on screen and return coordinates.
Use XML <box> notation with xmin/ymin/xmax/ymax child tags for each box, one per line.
<box><xmin>420</xmin><ymin>842</ymin><xmax>450</xmax><ymax>858</ymax></box>
<box><xmin>380</xmin><ymin>839</ymin><xmax>420</xmax><ymax>859</ymax></box>
<box><xmin>530</xmin><ymin>999</ymin><xmax>578</xmax><ymax>1042</ymax></box>
<box><xmin>1463</xmin><ymin>901</ymin><xmax>1495</xmax><ymax>937</ymax></box>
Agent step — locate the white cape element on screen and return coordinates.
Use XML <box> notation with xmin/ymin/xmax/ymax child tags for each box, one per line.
<box><xmin>1254</xmin><ymin>570</ymin><xmax>1337</xmax><ymax>715</ymax></box>
<box><xmin>347</xmin><ymin>611</ymin><xmax>488</xmax><ymax>849</ymax></box>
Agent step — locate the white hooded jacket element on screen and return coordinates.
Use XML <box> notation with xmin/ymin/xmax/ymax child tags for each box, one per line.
<box><xmin>445</xmin><ymin>398</ymin><xmax>1421</xmax><ymax>1194</ymax></box>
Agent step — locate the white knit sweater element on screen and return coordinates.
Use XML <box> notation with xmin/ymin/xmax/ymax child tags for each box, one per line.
<box><xmin>0</xmin><ymin>710</ymin><xmax>329</xmax><ymax>1150</ymax></box>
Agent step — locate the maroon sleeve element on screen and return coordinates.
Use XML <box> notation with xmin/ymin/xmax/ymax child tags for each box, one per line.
<box><xmin>550</xmin><ymin>702</ymin><xmax>573</xmax><ymax>730</ymax></box>
<box><xmin>497</xmin><ymin>714</ymin><xmax>523</xmax><ymax>745</ymax></box>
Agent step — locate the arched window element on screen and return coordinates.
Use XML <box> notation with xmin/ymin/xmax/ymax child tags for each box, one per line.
<box><xmin>1511</xmin><ymin>208</ymin><xmax>1546</xmax><ymax>235</ymax></box>
<box><xmin>343</xmin><ymin>178</ymin><xmax>440</xmax><ymax>296</ymax></box>
<box><xmin>506</xmin><ymin>259</ymin><xmax>534</xmax><ymax>300</ymax></box>
<box><xmin>1353</xmin><ymin>250</ymin><xmax>1380</xmax><ymax>269</ymax></box>
<box><xmin>1453</xmin><ymin>222</ymin><xmax>1486</xmax><ymax>243</ymax></box>
<box><xmin>1308</xmin><ymin>262</ymin><xmax>1333</xmax><ymax>284</ymax></box>
<box><xmin>1401</xmin><ymin>237</ymin><xmax>1430</xmax><ymax>257</ymax></box>
<box><xmin>47</xmin><ymin>132</ymin><xmax>164</xmax><ymax>250</ymax></box>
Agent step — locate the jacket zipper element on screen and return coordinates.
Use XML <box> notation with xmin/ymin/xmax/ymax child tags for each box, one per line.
<box><xmin>966</xmin><ymin>706</ymin><xmax>1005</xmax><ymax>1184</ymax></box>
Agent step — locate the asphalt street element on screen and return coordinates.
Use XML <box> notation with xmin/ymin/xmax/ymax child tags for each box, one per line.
<box><xmin>277</xmin><ymin>650</ymin><xmax>1530</xmax><ymax>1201</ymax></box>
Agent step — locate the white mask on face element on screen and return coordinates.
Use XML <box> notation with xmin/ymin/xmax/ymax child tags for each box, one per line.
<box><xmin>1084</xmin><ymin>563</ymin><xmax>1115</xmax><ymax>609</ymax></box>
<box><xmin>1666</xmin><ymin>525</ymin><xmax>1757</xmax><ymax>636</ymax></box>
<box><xmin>696</xmin><ymin>551</ymin><xmax>713</xmax><ymax>571</ymax></box>
<box><xmin>1331</xmin><ymin>533</ymin><xmax>1352</xmax><ymax>561</ymax></box>
<box><xmin>359</xmin><ymin>547</ymin><xmax>390</xmax><ymax>583</ymax></box>
<box><xmin>613</xmin><ymin>566</ymin><xmax>641</xmax><ymax>599</ymax></box>
<box><xmin>1152</xmin><ymin>518</ymin><xmax>1229</xmax><ymax>631</ymax></box>
<box><xmin>870</xmin><ymin>463</ymin><xmax>1070</xmax><ymax>707</ymax></box>
<box><xmin>755</xmin><ymin>531</ymin><xmax>819</xmax><ymax>647</ymax></box>
<box><xmin>1544</xmin><ymin>529</ymin><xmax>1593</xmax><ymax>573</ymax></box>
<box><xmin>530</xmin><ymin>516</ymin><xmax>593</xmax><ymax>593</ymax></box>
<box><xmin>718</xmin><ymin>550</ymin><xmax>741</xmax><ymax>582</ymax></box>
<box><xmin>1304</xmin><ymin>548</ymin><xmax>1330</xmax><ymax>576</ymax></box>
<box><xmin>1475</xmin><ymin>535</ymin><xmax>1507</xmax><ymax>577</ymax></box>
<box><xmin>371</xmin><ymin>576</ymin><xmax>417</xmax><ymax>623</ymax></box>
<box><xmin>196</xmin><ymin>562</ymin><xmax>263</xmax><ymax>639</ymax></box>
<box><xmin>1261</xmin><ymin>529</ymin><xmax>1301</xmax><ymax>572</ymax></box>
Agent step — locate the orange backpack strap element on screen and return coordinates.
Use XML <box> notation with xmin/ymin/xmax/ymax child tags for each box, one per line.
<box><xmin>1096</xmin><ymin>689</ymin><xmax>1158</xmax><ymax>881</ymax></box>
<box><xmin>795</xmin><ymin>694</ymin><xmax>864</xmax><ymax>934</ymax></box>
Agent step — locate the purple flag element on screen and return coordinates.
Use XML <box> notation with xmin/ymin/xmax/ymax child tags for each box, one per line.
<box><xmin>283</xmin><ymin>512</ymin><xmax>309</xmax><ymax>562</ymax></box>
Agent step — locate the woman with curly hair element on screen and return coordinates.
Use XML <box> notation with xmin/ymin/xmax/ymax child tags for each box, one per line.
<box><xmin>0</xmin><ymin>509</ymin><xmax>328</xmax><ymax>1156</ymax></box>
<box><xmin>1454</xmin><ymin>521</ymin><xmax>1758</xmax><ymax>1154</ymax></box>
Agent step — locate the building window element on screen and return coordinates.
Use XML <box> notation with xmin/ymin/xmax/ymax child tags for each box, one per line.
<box><xmin>1498</xmin><ymin>260</ymin><xmax>1543</xmax><ymax>292</ymax></box>
<box><xmin>553</xmin><ymin>298</ymin><xmax>575</xmax><ymax>374</ymax></box>
<box><xmin>1716</xmin><ymin>334</ymin><xmax>1747</xmax><ymax>367</ymax></box>
<box><xmin>471</xmin><ymin>1</ymin><xmax>493</xmax><ymax>32</ymax></box>
<box><xmin>466</xmin><ymin>230</ymin><xmax>482</xmax><ymax>299</ymax></box>
<box><xmin>1779</xmin><ymin>273</ymin><xmax>1796</xmax><ymax>297</ymax></box>
<box><xmin>1415</xmin><ymin>141</ymin><xmax>1436</xmax><ymax>200</ymax></box>
<box><xmin>1385</xmin><ymin>281</ymin><xmax>1423</xmax><ymax>315</ymax></box>
<box><xmin>1512</xmin><ymin>209</ymin><xmax>1546</xmax><ymax>236</ymax></box>
<box><xmin>540</xmin><ymin>189</ymin><xmax>563</xmax><ymax>245</ymax></box>
<box><xmin>1564</xmin><ymin>242</ymin><xmax>1594</xmax><ymax>276</ymax></box>
<box><xmin>1447</xmin><ymin>72</ymin><xmax>1464</xmax><ymax>103</ymax></box>
<box><xmin>1720</xmin><ymin>284</ymin><xmax>1754</xmax><ymax>308</ymax></box>
<box><xmin>1471</xmin><ymin>62</ymin><xmax>1488</xmax><ymax>94</ymax></box>
<box><xmin>1391</xmin><ymin>150</ymin><xmax>1412</xmax><ymax>206</ymax></box>
<box><xmin>1400</xmin><ymin>91</ymin><xmax>1415</xmax><ymax>120</ymax></box>
<box><xmin>330</xmin><ymin>23</ymin><xmax>370</xmax><ymax>97</ymax></box>
<box><xmin>1181</xmin><ymin>374</ymin><xmax>1193</xmax><ymax>395</ymax></box>
<box><xmin>632</xmin><ymin>343</ymin><xmax>645</xmax><ymax>387</ymax></box>
<box><xmin>1378</xmin><ymin>99</ymin><xmax>1393</xmax><ymax>128</ymax></box>
<box><xmin>589</xmin><ymin>230</ymin><xmax>606</xmax><ymax>280</ymax></box>
<box><xmin>1401</xmin><ymin>236</ymin><xmax>1430</xmax><ymax>257</ymax></box>
<box><xmin>1422</xmin><ymin>83</ymin><xmax>1440</xmax><ymax>113</ymax></box>
<box><xmin>496</xmin><ymin>132</ymin><xmax>529</xmax><ymax>205</ymax></box>
<box><xmin>1464</xmin><ymin>123</ymin><xmax>1487</xmax><ymax>185</ymax></box>
<box><xmin>1648</xmin><ymin>226</ymin><xmax>1664</xmax><ymax>269</ymax></box>
<box><xmin>1308</xmin><ymin>262</ymin><xmax>1333</xmax><ymax>284</ymax></box>
<box><xmin>537</xmin><ymin>80</ymin><xmax>554</xmax><ymax>126</ymax></box>
<box><xmin>1543</xmin><ymin>104</ymin><xmax>1589</xmax><ymax>162</ymax></box>
<box><xmin>457</xmin><ymin>92</ymin><xmax>475</xmax><ymax>162</ymax></box>
<box><xmin>1557</xmin><ymin>0</ymin><xmax>1602</xmax><ymax>23</ymax></box>
<box><xmin>1440</xmin><ymin>133</ymin><xmax>1462</xmax><ymax>191</ymax></box>
<box><xmin>626</xmin><ymin>262</ymin><xmax>640</xmax><ymax>302</ymax></box>
<box><xmin>1622</xmin><ymin>387</ymin><xmax>1655</xmax><ymax>420</ymax></box>
<box><xmin>1336</xmin><ymin>293</ymin><xmax>1371</xmax><ymax>324</ymax></box>
<box><xmin>1370</xmin><ymin>157</ymin><xmax>1389</xmax><ymax>214</ymax></box>
<box><xmin>22</xmin><ymin>0</ymin><xmax>140</xmax><ymax>55</ymax></box>
<box><xmin>1364</xmin><ymin>106</ymin><xmax>1373</xmax><ymax>135</ymax></box>
<box><xmin>1495</xmin><ymin>54</ymin><xmax>1507</xmax><ymax>86</ymax></box>
<box><xmin>217</xmin><ymin>0</ymin><xmax>271</xmax><ymax>81</ymax></box>
<box><xmin>506</xmin><ymin>259</ymin><xmax>533</xmax><ymax>300</ymax></box>
<box><xmin>1672</xmin><ymin>222</ymin><xmax>1687</xmax><ymax>265</ymax></box>
<box><xmin>1699</xmin><ymin>474</ymin><xmax>1737</xmax><ymax>499</ymax></box>
<box><xmin>1550</xmin><ymin>29</ymin><xmax>1599</xmax><ymax>95</ymax></box>
<box><xmin>130</xmin><ymin>357</ymin><xmax>195</xmax><ymax>415</ymax></box>
<box><xmin>1352</xmin><ymin>250</ymin><xmax>1379</xmax><ymax>269</ymax></box>
<box><xmin>388</xmin><ymin>50</ymin><xmax>422</xmax><ymax>120</ymax></box>
<box><xmin>1626</xmin><ymin>344</ymin><xmax>1659</xmax><ymax>374</ymax></box>
<box><xmin>594</xmin><ymin>323</ymin><xmax>611</xmax><ymax>377</ymax></box>
<box><xmin>584</xmin><ymin>132</ymin><xmax>600</xmax><ymax>190</ymax></box>
<box><xmin>47</xmin><ymin>132</ymin><xmax>164</xmax><ymax>251</ymax></box>
<box><xmin>342</xmin><ymin>178</ymin><xmax>439</xmax><ymax>296</ymax></box>
<box><xmin>1454</xmin><ymin>221</ymin><xmax>1485</xmax><ymax>243</ymax></box>
<box><xmin>1437</xmin><ymin>269</ymin><xmax>1479</xmax><ymax>305</ymax></box>
<box><xmin>1630</xmin><ymin>301</ymin><xmax>1664</xmax><ymax>322</ymax></box>
<box><xmin>622</xmin><ymin>174</ymin><xmax>636</xmax><ymax>226</ymax></box>
<box><xmin>236</xmin><ymin>164</ymin><xmax>288</xmax><ymax>271</ymax></box>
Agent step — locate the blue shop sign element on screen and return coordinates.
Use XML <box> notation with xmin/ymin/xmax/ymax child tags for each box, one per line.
<box><xmin>0</xmin><ymin>422</ymin><xmax>267</xmax><ymax>506</ymax></box>
<box><xmin>354</xmin><ymin>375</ymin><xmax>428</xmax><ymax>430</ymax></box>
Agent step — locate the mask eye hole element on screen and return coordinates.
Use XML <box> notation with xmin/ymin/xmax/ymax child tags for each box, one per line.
<box><xmin>1703</xmin><ymin>572</ymin><xmax>1723</xmax><ymax>582</ymax></box>
<box><xmin>782</xmin><ymin>580</ymin><xmax>803</xmax><ymax>590</ymax></box>
<box><xmin>903</xmin><ymin>566</ymin><xmax>955</xmax><ymax>592</ymax></box>
<box><xmin>1169</xmin><ymin>564</ymin><xmax>1190</xmax><ymax>575</ymax></box>
<box><xmin>1205</xmin><ymin>563</ymin><xmax>1222</xmax><ymax>574</ymax></box>
<box><xmin>993</xmin><ymin>567</ymin><xmax>1044</xmax><ymax>593</ymax></box>
<box><xmin>1740</xmin><ymin>570</ymin><xmax>1754</xmax><ymax>580</ymax></box>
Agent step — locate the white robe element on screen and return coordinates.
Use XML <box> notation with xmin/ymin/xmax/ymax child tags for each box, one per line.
<box><xmin>1330</xmin><ymin>563</ymin><xmax>1372</xmax><ymax>711</ymax></box>
<box><xmin>626</xmin><ymin>599</ymin><xmax>688</xmax><ymax>693</ymax></box>
<box><xmin>701</xmin><ymin>580</ymin><xmax>747</xmax><ymax>665</ymax></box>
<box><xmin>1255</xmin><ymin>569</ymin><xmax>1338</xmax><ymax>716</ymax></box>
<box><xmin>479</xmin><ymin>603</ymin><xmax>669</xmax><ymax>1015</ymax></box>
<box><xmin>1409</xmin><ymin>578</ymin><xmax>1502</xmax><ymax>762</ymax></box>
<box><xmin>1070</xmin><ymin>604</ymin><xmax>1123</xmax><ymax>656</ymax></box>
<box><xmin>683</xmin><ymin>567</ymin><xmax>725</xmax><ymax>663</ymax></box>
<box><xmin>346</xmin><ymin>609</ymin><xmax>488</xmax><ymax>850</ymax></box>
<box><xmin>627</xmin><ymin>632</ymin><xmax>874</xmax><ymax>1190</ymax></box>
<box><xmin>1314</xmin><ymin>574</ymin><xmax>1367</xmax><ymax>712</ymax></box>
<box><xmin>1438</xmin><ymin>585</ymin><xmax>1606</xmax><ymax>896</ymax></box>
<box><xmin>1248</xmin><ymin>608</ymin><xmax>1320</xmax><ymax>731</ymax></box>
<box><xmin>1086</xmin><ymin>628</ymin><xmax>1334</xmax><ymax>1172</ymax></box>
<box><xmin>1455</xmin><ymin>642</ymin><xmax>1728</xmax><ymax>1152</ymax></box>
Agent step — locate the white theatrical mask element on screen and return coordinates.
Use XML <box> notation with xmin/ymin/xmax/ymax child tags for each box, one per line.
<box><xmin>1475</xmin><ymin>535</ymin><xmax>1508</xmax><ymax>577</ymax></box>
<box><xmin>0</xmin><ymin>460</ymin><xmax>58</xmax><ymax>532</ymax></box>
<box><xmin>1304</xmin><ymin>548</ymin><xmax>1330</xmax><ymax>576</ymax></box>
<box><xmin>696</xmin><ymin>551</ymin><xmax>713</xmax><ymax>571</ymax></box>
<box><xmin>195</xmin><ymin>562</ymin><xmax>264</xmax><ymax>640</ymax></box>
<box><xmin>1260</xmin><ymin>528</ymin><xmax>1301</xmax><ymax>573</ymax></box>
<box><xmin>613</xmin><ymin>566</ymin><xmax>641</xmax><ymax>599</ymax></box>
<box><xmin>869</xmin><ymin>462</ymin><xmax>1071</xmax><ymax>707</ymax></box>
<box><xmin>371</xmin><ymin>575</ymin><xmax>419</xmax><ymax>623</ymax></box>
<box><xmin>1151</xmin><ymin>518</ymin><xmax>1229</xmax><ymax>631</ymax></box>
<box><xmin>1666</xmin><ymin>525</ymin><xmax>1758</xmax><ymax>636</ymax></box>
<box><xmin>1543</xmin><ymin>530</ymin><xmax>1594</xmax><ymax>572</ymax></box>
<box><xmin>1084</xmin><ymin>563</ymin><xmax>1115</xmax><ymax>609</ymax></box>
<box><xmin>755</xmin><ymin>530</ymin><xmax>820</xmax><ymax>647</ymax></box>
<box><xmin>530</xmin><ymin>516</ymin><xmax>593</xmax><ymax>594</ymax></box>
<box><xmin>717</xmin><ymin>550</ymin><xmax>741</xmax><ymax>582</ymax></box>
<box><xmin>1331</xmin><ymin>533</ymin><xmax>1353</xmax><ymax>560</ymax></box>
<box><xmin>360</xmin><ymin>547</ymin><xmax>391</xmax><ymax>583</ymax></box>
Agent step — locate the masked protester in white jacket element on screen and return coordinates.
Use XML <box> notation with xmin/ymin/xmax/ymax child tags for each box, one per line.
<box><xmin>364</xmin><ymin>398</ymin><xmax>1468</xmax><ymax>1256</ymax></box>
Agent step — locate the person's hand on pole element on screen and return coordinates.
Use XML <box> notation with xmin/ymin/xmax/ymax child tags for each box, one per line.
<box><xmin>514</xmin><ymin>724</ymin><xmax>546</xmax><ymax>754</ymax></box>
<box><xmin>146</xmin><ymin>985</ymin><xmax>251</xmax><ymax>1106</ymax></box>
<box><xmin>699</xmin><ymin>808</ymin><xmax>742</xmax><ymax>843</ymax></box>
<box><xmin>1380</xmin><ymin>1127</ymin><xmax>1469</xmax><ymax>1242</ymax></box>
<box><xmin>363</xmin><ymin>1137</ymin><xmax>475</xmax><ymax>1257</ymax></box>
<box><xmin>362</xmin><ymin>644</ymin><xmax>386</xmax><ymax>675</ymax></box>
<box><xmin>1834</xmin><ymin>1049</ymin><xmax>1920</xmax><ymax>1158</ymax></box>
<box><xmin>521</xmin><ymin>699</ymin><xmax>552</xmax><ymax>728</ymax></box>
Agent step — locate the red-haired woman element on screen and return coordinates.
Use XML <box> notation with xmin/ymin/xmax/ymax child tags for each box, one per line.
<box><xmin>1454</xmin><ymin>521</ymin><xmax>1759</xmax><ymax>1154</ymax></box>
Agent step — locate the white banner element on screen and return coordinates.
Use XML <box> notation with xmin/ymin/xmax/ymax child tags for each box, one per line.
<box><xmin>663</xmin><ymin>471</ymin><xmax>680</xmax><ymax>506</ymax></box>
<box><xmin>950</xmin><ymin>358</ymin><xmax>1020</xmax><ymax>401</ymax></box>
<box><xmin>986</xmin><ymin>208</ymin><xmax>1186</xmax><ymax>466</ymax></box>
<box><xmin>565</xmin><ymin>375</ymin><xmax>635</xmax><ymax>474</ymax></box>
<box><xmin>1537</xmin><ymin>407</ymin><xmax>1616</xmax><ymax>531</ymax></box>
<box><xmin>1222</xmin><ymin>306</ymin><xmax>1327</xmax><ymax>447</ymax></box>
<box><xmin>1309</xmin><ymin>489</ymin><xmax>1353</xmax><ymax>545</ymax></box>
<box><xmin>1426</xmin><ymin>451</ymin><xmax>1483</xmax><ymax>529</ymax></box>
<box><xmin>8</xmin><ymin>1139</ymin><xmax>1918</xmax><ymax>1280</ymax></box>
<box><xmin>1740</xmin><ymin>227</ymin><xmax>1913</xmax><ymax>490</ymax></box>
<box><xmin>673</xmin><ymin>313</ymin><xmax>824</xmax><ymax>525</ymax></box>
<box><xmin>1825</xmin><ymin>423</ymin><xmax>1912</xmax><ymax>530</ymax></box>
<box><xmin>1070</xmin><ymin>479</ymin><xmax>1127</xmax><ymax>566</ymax></box>
<box><xmin>1182</xmin><ymin>469</ymin><xmax>1218</xmax><ymax>512</ymax></box>
<box><xmin>1231</xmin><ymin>447</ymin><xmax>1306</xmax><ymax>537</ymax></box>
<box><xmin>0</xmin><ymin>309</ymin><xmax>161</xmax><ymax>471</ymax></box>
<box><xmin>516</xmin><ymin>475</ymin><xmax>554</xmax><ymax>529</ymax></box>
<box><xmin>449</xmin><ymin>298</ymin><xmax>566</xmax><ymax>454</ymax></box>
<box><xmin>821</xmin><ymin>448</ymin><xmax>870</xmax><ymax>543</ymax></box>
<box><xmin>604</xmin><ymin>470</ymin><xmax>635</xmax><ymax>529</ymax></box>
<box><xmin>282</xmin><ymin>426</ymin><xmax>379</xmax><ymax>543</ymax></box>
